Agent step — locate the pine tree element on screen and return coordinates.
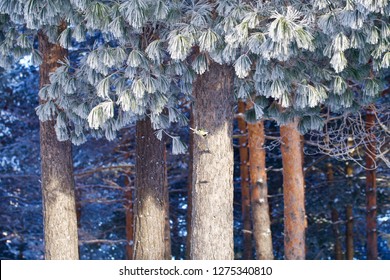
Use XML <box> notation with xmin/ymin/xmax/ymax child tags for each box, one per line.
<box><xmin>190</xmin><ymin>61</ymin><xmax>235</xmax><ymax>259</ymax></box>
<box><xmin>0</xmin><ymin>1</ymin><xmax>81</xmax><ymax>258</ymax></box>
<box><xmin>280</xmin><ymin>119</ymin><xmax>306</xmax><ymax>259</ymax></box>
<box><xmin>247</xmin><ymin>116</ymin><xmax>274</xmax><ymax>260</ymax></box>
<box><xmin>134</xmin><ymin>117</ymin><xmax>170</xmax><ymax>259</ymax></box>
<box><xmin>38</xmin><ymin>25</ymin><xmax>79</xmax><ymax>260</ymax></box>
<box><xmin>365</xmin><ymin>107</ymin><xmax>378</xmax><ymax>260</ymax></box>
<box><xmin>346</xmin><ymin>204</ymin><xmax>354</xmax><ymax>260</ymax></box>
<box><xmin>2</xmin><ymin>0</ymin><xmax>388</xmax><ymax>260</ymax></box>
<box><xmin>237</xmin><ymin>101</ymin><xmax>252</xmax><ymax>259</ymax></box>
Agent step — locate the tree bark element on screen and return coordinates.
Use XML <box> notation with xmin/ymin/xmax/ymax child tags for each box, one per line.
<box><xmin>164</xmin><ymin>155</ymin><xmax>172</xmax><ymax>260</ymax></box>
<box><xmin>365</xmin><ymin>108</ymin><xmax>378</xmax><ymax>260</ymax></box>
<box><xmin>124</xmin><ymin>175</ymin><xmax>134</xmax><ymax>259</ymax></box>
<box><xmin>38</xmin><ymin>28</ymin><xmax>79</xmax><ymax>260</ymax></box>
<box><xmin>134</xmin><ymin>118</ymin><xmax>170</xmax><ymax>259</ymax></box>
<box><xmin>346</xmin><ymin>205</ymin><xmax>354</xmax><ymax>260</ymax></box>
<box><xmin>280</xmin><ymin>119</ymin><xmax>305</xmax><ymax>260</ymax></box>
<box><xmin>190</xmin><ymin>62</ymin><xmax>234</xmax><ymax>260</ymax></box>
<box><xmin>331</xmin><ymin>208</ymin><xmax>343</xmax><ymax>260</ymax></box>
<box><xmin>237</xmin><ymin>101</ymin><xmax>252</xmax><ymax>259</ymax></box>
<box><xmin>327</xmin><ymin>163</ymin><xmax>343</xmax><ymax>260</ymax></box>
<box><xmin>247</xmin><ymin>118</ymin><xmax>274</xmax><ymax>260</ymax></box>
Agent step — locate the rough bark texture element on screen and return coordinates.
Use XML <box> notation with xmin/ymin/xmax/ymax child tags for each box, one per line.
<box><xmin>38</xmin><ymin>29</ymin><xmax>79</xmax><ymax>260</ymax></box>
<box><xmin>164</xmin><ymin>157</ymin><xmax>172</xmax><ymax>260</ymax></box>
<box><xmin>247</xmin><ymin>118</ymin><xmax>274</xmax><ymax>260</ymax></box>
<box><xmin>365</xmin><ymin>109</ymin><xmax>378</xmax><ymax>260</ymax></box>
<box><xmin>346</xmin><ymin>205</ymin><xmax>354</xmax><ymax>260</ymax></box>
<box><xmin>190</xmin><ymin>62</ymin><xmax>234</xmax><ymax>260</ymax></box>
<box><xmin>134</xmin><ymin>118</ymin><xmax>170</xmax><ymax>259</ymax></box>
<box><xmin>280</xmin><ymin>119</ymin><xmax>305</xmax><ymax>260</ymax></box>
<box><xmin>237</xmin><ymin>101</ymin><xmax>252</xmax><ymax>260</ymax></box>
<box><xmin>124</xmin><ymin>175</ymin><xmax>134</xmax><ymax>259</ymax></box>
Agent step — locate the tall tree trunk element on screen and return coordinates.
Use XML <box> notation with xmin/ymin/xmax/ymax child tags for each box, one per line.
<box><xmin>331</xmin><ymin>208</ymin><xmax>343</xmax><ymax>260</ymax></box>
<box><xmin>134</xmin><ymin>118</ymin><xmax>170</xmax><ymax>259</ymax></box>
<box><xmin>280</xmin><ymin>119</ymin><xmax>305</xmax><ymax>260</ymax></box>
<box><xmin>346</xmin><ymin>205</ymin><xmax>354</xmax><ymax>260</ymax></box>
<box><xmin>185</xmin><ymin>106</ymin><xmax>194</xmax><ymax>260</ymax></box>
<box><xmin>190</xmin><ymin>62</ymin><xmax>234</xmax><ymax>260</ymax></box>
<box><xmin>365</xmin><ymin>108</ymin><xmax>378</xmax><ymax>260</ymax></box>
<box><xmin>124</xmin><ymin>175</ymin><xmax>134</xmax><ymax>259</ymax></box>
<box><xmin>328</xmin><ymin>163</ymin><xmax>343</xmax><ymax>260</ymax></box>
<box><xmin>247</xmin><ymin>118</ymin><xmax>273</xmax><ymax>260</ymax></box>
<box><xmin>237</xmin><ymin>101</ymin><xmax>252</xmax><ymax>259</ymax></box>
<box><xmin>38</xmin><ymin>27</ymin><xmax>79</xmax><ymax>260</ymax></box>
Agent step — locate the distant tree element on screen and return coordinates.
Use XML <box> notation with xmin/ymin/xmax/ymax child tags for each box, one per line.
<box><xmin>246</xmin><ymin>116</ymin><xmax>274</xmax><ymax>260</ymax></box>
<box><xmin>346</xmin><ymin>204</ymin><xmax>354</xmax><ymax>260</ymax></box>
<box><xmin>365</xmin><ymin>107</ymin><xmax>378</xmax><ymax>260</ymax></box>
<box><xmin>237</xmin><ymin>101</ymin><xmax>252</xmax><ymax>259</ymax></box>
<box><xmin>280</xmin><ymin>119</ymin><xmax>306</xmax><ymax>259</ymax></box>
<box><xmin>0</xmin><ymin>62</ymin><xmax>41</xmax><ymax>260</ymax></box>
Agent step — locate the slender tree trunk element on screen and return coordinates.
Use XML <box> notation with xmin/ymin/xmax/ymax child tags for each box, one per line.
<box><xmin>247</xmin><ymin>118</ymin><xmax>273</xmax><ymax>260</ymax></box>
<box><xmin>124</xmin><ymin>175</ymin><xmax>134</xmax><ymax>259</ymax></box>
<box><xmin>134</xmin><ymin>118</ymin><xmax>170</xmax><ymax>259</ymax></box>
<box><xmin>185</xmin><ymin>106</ymin><xmax>194</xmax><ymax>260</ymax></box>
<box><xmin>331</xmin><ymin>208</ymin><xmax>343</xmax><ymax>260</ymax></box>
<box><xmin>327</xmin><ymin>163</ymin><xmax>343</xmax><ymax>260</ymax></box>
<box><xmin>280</xmin><ymin>119</ymin><xmax>305</xmax><ymax>260</ymax></box>
<box><xmin>365</xmin><ymin>108</ymin><xmax>378</xmax><ymax>260</ymax></box>
<box><xmin>346</xmin><ymin>205</ymin><xmax>354</xmax><ymax>260</ymax></box>
<box><xmin>237</xmin><ymin>101</ymin><xmax>252</xmax><ymax>259</ymax></box>
<box><xmin>38</xmin><ymin>27</ymin><xmax>79</xmax><ymax>260</ymax></box>
<box><xmin>191</xmin><ymin>62</ymin><xmax>234</xmax><ymax>260</ymax></box>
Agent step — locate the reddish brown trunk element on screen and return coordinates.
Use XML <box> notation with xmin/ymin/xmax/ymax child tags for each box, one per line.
<box><xmin>346</xmin><ymin>205</ymin><xmax>354</xmax><ymax>260</ymax></box>
<box><xmin>326</xmin><ymin>163</ymin><xmax>335</xmax><ymax>183</ymax></box>
<box><xmin>237</xmin><ymin>101</ymin><xmax>252</xmax><ymax>259</ymax></box>
<box><xmin>38</xmin><ymin>25</ymin><xmax>79</xmax><ymax>260</ymax></box>
<box><xmin>331</xmin><ymin>208</ymin><xmax>343</xmax><ymax>260</ymax></box>
<box><xmin>124</xmin><ymin>175</ymin><xmax>134</xmax><ymax>259</ymax></box>
<box><xmin>280</xmin><ymin>119</ymin><xmax>305</xmax><ymax>260</ymax></box>
<box><xmin>327</xmin><ymin>163</ymin><xmax>343</xmax><ymax>260</ymax></box>
<box><xmin>365</xmin><ymin>108</ymin><xmax>378</xmax><ymax>260</ymax></box>
<box><xmin>247</xmin><ymin>116</ymin><xmax>273</xmax><ymax>260</ymax></box>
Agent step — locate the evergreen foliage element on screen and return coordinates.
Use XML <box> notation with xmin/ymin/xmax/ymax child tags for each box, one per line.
<box><xmin>0</xmin><ymin>0</ymin><xmax>389</xmax><ymax>150</ymax></box>
<box><xmin>0</xmin><ymin>0</ymin><xmax>389</xmax><ymax>258</ymax></box>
